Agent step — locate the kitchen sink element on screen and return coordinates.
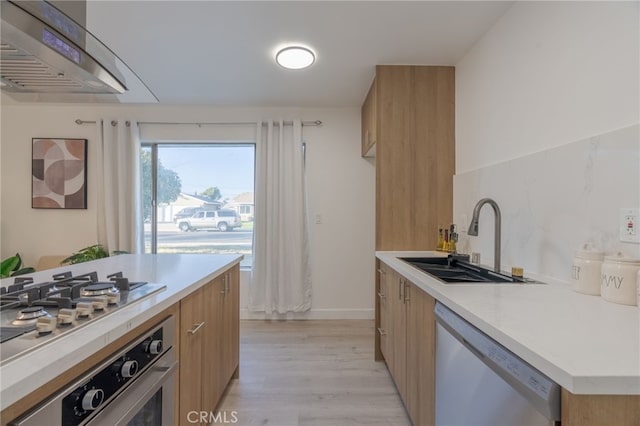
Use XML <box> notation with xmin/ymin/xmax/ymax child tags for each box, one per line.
<box><xmin>400</xmin><ymin>255</ymin><xmax>538</xmax><ymax>284</ymax></box>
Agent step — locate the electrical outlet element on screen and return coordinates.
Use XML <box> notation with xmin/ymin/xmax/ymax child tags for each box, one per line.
<box><xmin>315</xmin><ymin>214</ymin><xmax>323</xmax><ymax>225</ymax></box>
<box><xmin>620</xmin><ymin>208</ymin><xmax>640</xmax><ymax>243</ymax></box>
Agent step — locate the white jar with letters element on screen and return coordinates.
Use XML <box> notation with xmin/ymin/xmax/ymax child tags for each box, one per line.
<box><xmin>600</xmin><ymin>252</ymin><xmax>640</xmax><ymax>306</ymax></box>
<box><xmin>571</xmin><ymin>243</ymin><xmax>604</xmax><ymax>295</ymax></box>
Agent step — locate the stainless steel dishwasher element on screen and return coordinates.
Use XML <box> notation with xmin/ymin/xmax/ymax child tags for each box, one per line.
<box><xmin>434</xmin><ymin>302</ymin><xmax>561</xmax><ymax>426</ymax></box>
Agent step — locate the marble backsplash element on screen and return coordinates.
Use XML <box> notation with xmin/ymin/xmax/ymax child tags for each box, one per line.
<box><xmin>454</xmin><ymin>124</ymin><xmax>640</xmax><ymax>283</ymax></box>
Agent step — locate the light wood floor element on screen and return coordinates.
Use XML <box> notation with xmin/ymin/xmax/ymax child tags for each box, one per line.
<box><xmin>217</xmin><ymin>320</ymin><xmax>411</xmax><ymax>426</ymax></box>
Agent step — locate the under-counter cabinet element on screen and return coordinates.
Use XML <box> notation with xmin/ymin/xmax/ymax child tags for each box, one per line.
<box><xmin>180</xmin><ymin>286</ymin><xmax>206</xmax><ymax>424</ymax></box>
<box><xmin>179</xmin><ymin>265</ymin><xmax>240</xmax><ymax>426</ymax></box>
<box><xmin>380</xmin><ymin>261</ymin><xmax>640</xmax><ymax>426</ymax></box>
<box><xmin>378</xmin><ymin>262</ymin><xmax>436</xmax><ymax>426</ymax></box>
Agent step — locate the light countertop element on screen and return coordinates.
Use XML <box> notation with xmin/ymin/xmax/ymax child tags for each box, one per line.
<box><xmin>0</xmin><ymin>254</ymin><xmax>242</xmax><ymax>409</ymax></box>
<box><xmin>377</xmin><ymin>251</ymin><xmax>640</xmax><ymax>395</ymax></box>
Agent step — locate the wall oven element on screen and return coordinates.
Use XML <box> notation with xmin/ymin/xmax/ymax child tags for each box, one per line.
<box><xmin>10</xmin><ymin>316</ymin><xmax>177</xmax><ymax>426</ymax></box>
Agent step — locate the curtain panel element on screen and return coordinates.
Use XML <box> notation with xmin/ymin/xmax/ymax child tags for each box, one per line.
<box><xmin>250</xmin><ymin>120</ymin><xmax>311</xmax><ymax>314</ymax></box>
<box><xmin>96</xmin><ymin>119</ymin><xmax>143</xmax><ymax>254</ymax></box>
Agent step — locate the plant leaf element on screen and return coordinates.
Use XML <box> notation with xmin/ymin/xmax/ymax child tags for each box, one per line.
<box><xmin>1</xmin><ymin>256</ymin><xmax>20</xmax><ymax>278</ymax></box>
<box><xmin>12</xmin><ymin>267</ymin><xmax>35</xmax><ymax>276</ymax></box>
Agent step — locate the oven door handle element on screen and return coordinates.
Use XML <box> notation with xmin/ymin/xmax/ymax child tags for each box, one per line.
<box><xmin>85</xmin><ymin>348</ymin><xmax>178</xmax><ymax>426</ymax></box>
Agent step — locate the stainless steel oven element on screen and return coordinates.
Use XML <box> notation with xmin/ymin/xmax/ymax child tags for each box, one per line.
<box><xmin>10</xmin><ymin>316</ymin><xmax>177</xmax><ymax>426</ymax></box>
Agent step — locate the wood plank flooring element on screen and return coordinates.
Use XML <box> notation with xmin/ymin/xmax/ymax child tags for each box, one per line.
<box><xmin>216</xmin><ymin>320</ymin><xmax>411</xmax><ymax>426</ymax></box>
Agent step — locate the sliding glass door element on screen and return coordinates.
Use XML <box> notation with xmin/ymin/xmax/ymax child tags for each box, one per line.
<box><xmin>141</xmin><ymin>143</ymin><xmax>255</xmax><ymax>268</ymax></box>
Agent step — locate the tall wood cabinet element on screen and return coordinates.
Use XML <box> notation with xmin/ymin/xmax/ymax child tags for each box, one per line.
<box><xmin>368</xmin><ymin>65</ymin><xmax>453</xmax><ymax>425</ymax></box>
<box><xmin>374</xmin><ymin>65</ymin><xmax>454</xmax><ymax>250</ymax></box>
<box><xmin>180</xmin><ymin>265</ymin><xmax>240</xmax><ymax>425</ymax></box>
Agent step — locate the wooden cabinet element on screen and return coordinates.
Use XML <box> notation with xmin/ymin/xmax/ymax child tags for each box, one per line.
<box><xmin>370</xmin><ymin>65</ymin><xmax>453</xmax><ymax>424</ymax></box>
<box><xmin>374</xmin><ymin>65</ymin><xmax>454</xmax><ymax>251</ymax></box>
<box><xmin>379</xmin><ymin>262</ymin><xmax>436</xmax><ymax>426</ymax></box>
<box><xmin>377</xmin><ymin>264</ymin><xmax>392</xmax><ymax>366</ymax></box>
<box><xmin>180</xmin><ymin>265</ymin><xmax>240</xmax><ymax>425</ymax></box>
<box><xmin>361</xmin><ymin>77</ymin><xmax>377</xmax><ymax>157</ymax></box>
<box><xmin>405</xmin><ymin>281</ymin><xmax>436</xmax><ymax>426</ymax></box>
<box><xmin>389</xmin><ymin>269</ymin><xmax>408</xmax><ymax>401</ymax></box>
<box><xmin>561</xmin><ymin>390</ymin><xmax>640</xmax><ymax>426</ymax></box>
<box><xmin>0</xmin><ymin>265</ymin><xmax>240</xmax><ymax>426</ymax></box>
<box><xmin>179</xmin><ymin>287</ymin><xmax>206</xmax><ymax>424</ymax></box>
<box><xmin>372</xmin><ymin>64</ymin><xmax>453</xmax><ymax>357</ymax></box>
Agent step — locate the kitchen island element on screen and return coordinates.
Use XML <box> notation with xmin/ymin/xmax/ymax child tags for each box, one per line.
<box><xmin>0</xmin><ymin>253</ymin><xmax>242</xmax><ymax>425</ymax></box>
<box><xmin>377</xmin><ymin>251</ymin><xmax>640</xmax><ymax>425</ymax></box>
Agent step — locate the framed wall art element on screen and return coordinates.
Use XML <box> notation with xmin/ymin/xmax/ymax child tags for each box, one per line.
<box><xmin>32</xmin><ymin>138</ymin><xmax>88</xmax><ymax>209</ymax></box>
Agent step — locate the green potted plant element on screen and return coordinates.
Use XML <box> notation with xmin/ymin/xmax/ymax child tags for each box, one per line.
<box><xmin>61</xmin><ymin>244</ymin><xmax>129</xmax><ymax>265</ymax></box>
<box><xmin>61</xmin><ymin>244</ymin><xmax>109</xmax><ymax>265</ymax></box>
<box><xmin>1</xmin><ymin>253</ymin><xmax>35</xmax><ymax>278</ymax></box>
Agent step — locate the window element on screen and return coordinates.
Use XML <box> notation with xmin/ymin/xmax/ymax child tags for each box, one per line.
<box><xmin>141</xmin><ymin>144</ymin><xmax>255</xmax><ymax>269</ymax></box>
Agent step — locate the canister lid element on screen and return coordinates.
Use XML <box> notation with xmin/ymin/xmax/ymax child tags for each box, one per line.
<box><xmin>604</xmin><ymin>251</ymin><xmax>640</xmax><ymax>264</ymax></box>
<box><xmin>575</xmin><ymin>243</ymin><xmax>604</xmax><ymax>261</ymax></box>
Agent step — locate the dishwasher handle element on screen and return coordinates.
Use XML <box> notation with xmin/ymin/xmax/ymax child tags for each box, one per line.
<box><xmin>434</xmin><ymin>302</ymin><xmax>561</xmax><ymax>421</ymax></box>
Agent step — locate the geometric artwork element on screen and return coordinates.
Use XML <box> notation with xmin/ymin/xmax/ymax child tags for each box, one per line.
<box><xmin>32</xmin><ymin>138</ymin><xmax>87</xmax><ymax>209</ymax></box>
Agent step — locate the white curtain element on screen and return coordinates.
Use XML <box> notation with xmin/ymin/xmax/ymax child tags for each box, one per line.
<box><xmin>249</xmin><ymin>120</ymin><xmax>311</xmax><ymax>314</ymax></box>
<box><xmin>96</xmin><ymin>119</ymin><xmax>143</xmax><ymax>254</ymax></box>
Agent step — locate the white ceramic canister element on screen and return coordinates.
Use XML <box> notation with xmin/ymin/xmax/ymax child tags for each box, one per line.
<box><xmin>600</xmin><ymin>252</ymin><xmax>640</xmax><ymax>306</ymax></box>
<box><xmin>571</xmin><ymin>243</ymin><xmax>604</xmax><ymax>295</ymax></box>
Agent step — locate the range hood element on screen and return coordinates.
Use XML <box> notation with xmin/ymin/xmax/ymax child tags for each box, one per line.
<box><xmin>1</xmin><ymin>0</ymin><xmax>155</xmax><ymax>102</ymax></box>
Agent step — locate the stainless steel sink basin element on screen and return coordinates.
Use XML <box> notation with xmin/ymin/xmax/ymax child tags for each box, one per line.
<box><xmin>400</xmin><ymin>256</ymin><xmax>537</xmax><ymax>284</ymax></box>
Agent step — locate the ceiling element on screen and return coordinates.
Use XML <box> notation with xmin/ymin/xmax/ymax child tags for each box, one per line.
<box><xmin>87</xmin><ymin>1</ymin><xmax>512</xmax><ymax>107</ymax></box>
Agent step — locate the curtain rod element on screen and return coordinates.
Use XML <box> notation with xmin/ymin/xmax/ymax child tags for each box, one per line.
<box><xmin>75</xmin><ymin>119</ymin><xmax>322</xmax><ymax>127</ymax></box>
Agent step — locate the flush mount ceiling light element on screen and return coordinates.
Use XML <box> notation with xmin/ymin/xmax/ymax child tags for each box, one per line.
<box><xmin>275</xmin><ymin>46</ymin><xmax>315</xmax><ymax>70</ymax></box>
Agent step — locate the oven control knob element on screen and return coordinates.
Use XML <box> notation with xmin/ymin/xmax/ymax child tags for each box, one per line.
<box><xmin>106</xmin><ymin>292</ymin><xmax>121</xmax><ymax>305</ymax></box>
<box><xmin>91</xmin><ymin>297</ymin><xmax>108</xmax><ymax>311</ymax></box>
<box><xmin>36</xmin><ymin>316</ymin><xmax>56</xmax><ymax>334</ymax></box>
<box><xmin>76</xmin><ymin>302</ymin><xmax>93</xmax><ymax>318</ymax></box>
<box><xmin>145</xmin><ymin>340</ymin><xmax>163</xmax><ymax>355</ymax></box>
<box><xmin>120</xmin><ymin>360</ymin><xmax>139</xmax><ymax>378</ymax></box>
<box><xmin>57</xmin><ymin>308</ymin><xmax>76</xmax><ymax>325</ymax></box>
<box><xmin>81</xmin><ymin>389</ymin><xmax>104</xmax><ymax>411</ymax></box>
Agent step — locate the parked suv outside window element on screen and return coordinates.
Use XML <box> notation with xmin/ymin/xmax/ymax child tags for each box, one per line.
<box><xmin>176</xmin><ymin>209</ymin><xmax>242</xmax><ymax>232</ymax></box>
<box><xmin>173</xmin><ymin>207</ymin><xmax>202</xmax><ymax>223</ymax></box>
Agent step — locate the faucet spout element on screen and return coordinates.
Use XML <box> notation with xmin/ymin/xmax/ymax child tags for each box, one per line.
<box><xmin>467</xmin><ymin>198</ymin><xmax>501</xmax><ymax>272</ymax></box>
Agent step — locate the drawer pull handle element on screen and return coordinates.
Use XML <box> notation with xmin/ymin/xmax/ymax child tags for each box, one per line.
<box><xmin>377</xmin><ymin>268</ymin><xmax>386</xmax><ymax>275</ymax></box>
<box><xmin>188</xmin><ymin>322</ymin><xmax>205</xmax><ymax>335</ymax></box>
<box><xmin>377</xmin><ymin>327</ymin><xmax>387</xmax><ymax>336</ymax></box>
<box><xmin>377</xmin><ymin>292</ymin><xmax>386</xmax><ymax>299</ymax></box>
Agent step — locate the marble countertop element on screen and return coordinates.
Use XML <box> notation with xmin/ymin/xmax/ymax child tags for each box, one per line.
<box><xmin>0</xmin><ymin>253</ymin><xmax>243</xmax><ymax>409</ymax></box>
<box><xmin>377</xmin><ymin>251</ymin><xmax>640</xmax><ymax>395</ymax></box>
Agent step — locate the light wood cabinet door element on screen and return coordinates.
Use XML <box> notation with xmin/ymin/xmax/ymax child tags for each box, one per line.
<box><xmin>405</xmin><ymin>282</ymin><xmax>436</xmax><ymax>426</ymax></box>
<box><xmin>561</xmin><ymin>390</ymin><xmax>640</xmax><ymax>426</ymax></box>
<box><xmin>389</xmin><ymin>272</ymin><xmax>407</xmax><ymax>401</ymax></box>
<box><xmin>179</xmin><ymin>287</ymin><xmax>205</xmax><ymax>425</ymax></box>
<box><xmin>361</xmin><ymin>77</ymin><xmax>377</xmax><ymax>157</ymax></box>
<box><xmin>202</xmin><ymin>275</ymin><xmax>226</xmax><ymax>414</ymax></box>
<box><xmin>378</xmin><ymin>264</ymin><xmax>392</xmax><ymax>363</ymax></box>
<box><xmin>222</xmin><ymin>266</ymin><xmax>240</xmax><ymax>383</ymax></box>
<box><xmin>375</xmin><ymin>65</ymin><xmax>454</xmax><ymax>251</ymax></box>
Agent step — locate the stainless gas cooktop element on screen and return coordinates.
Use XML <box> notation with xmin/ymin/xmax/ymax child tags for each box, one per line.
<box><xmin>0</xmin><ymin>271</ymin><xmax>166</xmax><ymax>364</ymax></box>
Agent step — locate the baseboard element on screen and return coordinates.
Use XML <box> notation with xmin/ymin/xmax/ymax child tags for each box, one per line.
<box><xmin>240</xmin><ymin>308</ymin><xmax>374</xmax><ymax>320</ymax></box>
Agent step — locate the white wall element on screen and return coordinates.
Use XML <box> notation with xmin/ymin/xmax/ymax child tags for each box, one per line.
<box><xmin>456</xmin><ymin>1</ymin><xmax>639</xmax><ymax>174</ymax></box>
<box><xmin>455</xmin><ymin>1</ymin><xmax>640</xmax><ymax>282</ymax></box>
<box><xmin>0</xmin><ymin>104</ymin><xmax>375</xmax><ymax>318</ymax></box>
